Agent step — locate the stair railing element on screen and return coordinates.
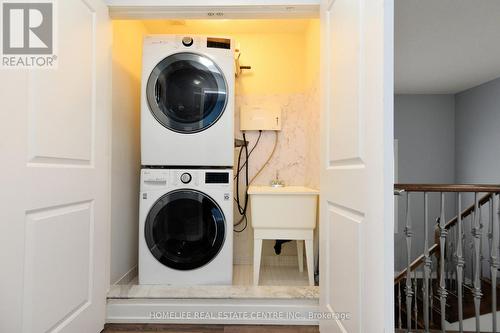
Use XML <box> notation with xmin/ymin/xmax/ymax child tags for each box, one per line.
<box><xmin>394</xmin><ymin>184</ymin><xmax>500</xmax><ymax>333</ymax></box>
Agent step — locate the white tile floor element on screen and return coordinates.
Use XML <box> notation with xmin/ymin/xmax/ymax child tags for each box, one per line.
<box><xmin>126</xmin><ymin>264</ymin><xmax>311</xmax><ymax>287</ymax></box>
<box><xmin>108</xmin><ymin>264</ymin><xmax>318</xmax><ymax>300</ymax></box>
<box><xmin>233</xmin><ymin>264</ymin><xmax>310</xmax><ymax>286</ymax></box>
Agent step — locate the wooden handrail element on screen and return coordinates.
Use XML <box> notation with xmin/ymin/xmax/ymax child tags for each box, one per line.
<box><xmin>394</xmin><ymin>193</ymin><xmax>493</xmax><ymax>284</ymax></box>
<box><xmin>394</xmin><ymin>184</ymin><xmax>500</xmax><ymax>193</ymax></box>
<box><xmin>394</xmin><ymin>244</ymin><xmax>439</xmax><ymax>284</ymax></box>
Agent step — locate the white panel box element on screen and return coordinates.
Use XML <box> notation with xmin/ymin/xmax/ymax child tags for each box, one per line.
<box><xmin>240</xmin><ymin>104</ymin><xmax>282</xmax><ymax>131</ymax></box>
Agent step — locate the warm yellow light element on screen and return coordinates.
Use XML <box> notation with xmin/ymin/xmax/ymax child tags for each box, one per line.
<box><xmin>113</xmin><ymin>18</ymin><xmax>320</xmax><ymax>95</ymax></box>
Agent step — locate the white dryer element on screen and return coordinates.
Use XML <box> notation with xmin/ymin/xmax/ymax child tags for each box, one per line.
<box><xmin>141</xmin><ymin>35</ymin><xmax>234</xmax><ymax>167</ymax></box>
<box><xmin>139</xmin><ymin>168</ymin><xmax>233</xmax><ymax>285</ymax></box>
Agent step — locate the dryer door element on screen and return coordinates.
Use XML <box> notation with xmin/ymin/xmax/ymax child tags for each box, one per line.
<box><xmin>146</xmin><ymin>52</ymin><xmax>228</xmax><ymax>134</ymax></box>
<box><xmin>145</xmin><ymin>189</ymin><xmax>226</xmax><ymax>270</ymax></box>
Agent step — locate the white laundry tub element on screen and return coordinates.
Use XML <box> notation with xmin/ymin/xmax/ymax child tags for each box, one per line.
<box><xmin>247</xmin><ymin>185</ymin><xmax>319</xmax><ymax>286</ymax></box>
<box><xmin>247</xmin><ymin>186</ymin><xmax>319</xmax><ymax>229</ymax></box>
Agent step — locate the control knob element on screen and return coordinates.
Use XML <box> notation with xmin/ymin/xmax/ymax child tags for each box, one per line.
<box><xmin>182</xmin><ymin>37</ymin><xmax>194</xmax><ymax>47</ymax></box>
<box><xmin>180</xmin><ymin>172</ymin><xmax>192</xmax><ymax>184</ymax></box>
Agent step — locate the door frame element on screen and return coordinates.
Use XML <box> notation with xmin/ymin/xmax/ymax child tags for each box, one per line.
<box><xmin>106</xmin><ymin>1</ymin><xmax>320</xmax><ymax>20</ymax></box>
<box><xmin>104</xmin><ymin>1</ymin><xmax>394</xmax><ymax>328</ymax></box>
<box><xmin>318</xmin><ymin>0</ymin><xmax>394</xmax><ymax>331</ymax></box>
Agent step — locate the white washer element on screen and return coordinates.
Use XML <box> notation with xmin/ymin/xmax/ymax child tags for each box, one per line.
<box><xmin>141</xmin><ymin>35</ymin><xmax>234</xmax><ymax>167</ymax></box>
<box><xmin>139</xmin><ymin>168</ymin><xmax>233</xmax><ymax>285</ymax></box>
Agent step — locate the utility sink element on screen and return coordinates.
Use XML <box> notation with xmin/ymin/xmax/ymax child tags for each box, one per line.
<box><xmin>248</xmin><ymin>185</ymin><xmax>319</xmax><ymax>286</ymax></box>
<box><xmin>247</xmin><ymin>186</ymin><xmax>319</xmax><ymax>229</ymax></box>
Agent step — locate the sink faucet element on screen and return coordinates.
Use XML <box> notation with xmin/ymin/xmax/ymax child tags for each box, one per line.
<box><xmin>270</xmin><ymin>171</ymin><xmax>285</xmax><ymax>187</ymax></box>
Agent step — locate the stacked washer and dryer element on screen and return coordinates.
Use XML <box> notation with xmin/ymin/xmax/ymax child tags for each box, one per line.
<box><xmin>139</xmin><ymin>35</ymin><xmax>234</xmax><ymax>285</ymax></box>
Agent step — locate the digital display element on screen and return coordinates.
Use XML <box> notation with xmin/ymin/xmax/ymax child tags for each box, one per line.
<box><xmin>205</xmin><ymin>172</ymin><xmax>229</xmax><ymax>184</ymax></box>
<box><xmin>207</xmin><ymin>37</ymin><xmax>231</xmax><ymax>49</ymax></box>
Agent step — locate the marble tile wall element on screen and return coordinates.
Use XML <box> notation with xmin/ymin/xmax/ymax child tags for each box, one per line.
<box><xmin>232</xmin><ymin>81</ymin><xmax>320</xmax><ymax>264</ymax></box>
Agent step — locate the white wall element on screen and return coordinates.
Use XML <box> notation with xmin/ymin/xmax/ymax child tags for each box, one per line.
<box><xmin>110</xmin><ymin>21</ymin><xmax>148</xmax><ymax>284</ymax></box>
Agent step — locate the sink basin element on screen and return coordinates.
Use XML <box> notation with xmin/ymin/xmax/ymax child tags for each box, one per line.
<box><xmin>247</xmin><ymin>185</ymin><xmax>319</xmax><ymax>229</ymax></box>
<box><xmin>247</xmin><ymin>186</ymin><xmax>319</xmax><ymax>195</ymax></box>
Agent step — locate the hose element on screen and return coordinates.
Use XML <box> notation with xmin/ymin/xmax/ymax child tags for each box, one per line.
<box><xmin>234</xmin><ymin>130</ymin><xmax>279</xmax><ymax>229</ymax></box>
<box><xmin>250</xmin><ymin>130</ymin><xmax>278</xmax><ymax>185</ymax></box>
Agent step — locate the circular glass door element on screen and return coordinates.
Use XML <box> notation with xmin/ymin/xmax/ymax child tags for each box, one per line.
<box><xmin>146</xmin><ymin>52</ymin><xmax>228</xmax><ymax>134</ymax></box>
<box><xmin>144</xmin><ymin>189</ymin><xmax>226</xmax><ymax>270</ymax></box>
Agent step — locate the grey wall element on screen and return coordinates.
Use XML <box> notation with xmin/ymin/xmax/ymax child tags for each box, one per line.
<box><xmin>394</xmin><ymin>80</ymin><xmax>500</xmax><ymax>272</ymax></box>
<box><xmin>395</xmin><ymin>95</ymin><xmax>456</xmax><ymax>184</ymax></box>
<box><xmin>455</xmin><ymin>77</ymin><xmax>500</xmax><ymax>278</ymax></box>
<box><xmin>394</xmin><ymin>95</ymin><xmax>456</xmax><ymax>270</ymax></box>
<box><xmin>455</xmin><ymin>77</ymin><xmax>500</xmax><ymax>184</ymax></box>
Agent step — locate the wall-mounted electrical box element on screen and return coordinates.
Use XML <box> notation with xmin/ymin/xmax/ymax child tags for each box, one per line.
<box><xmin>240</xmin><ymin>104</ymin><xmax>282</xmax><ymax>131</ymax></box>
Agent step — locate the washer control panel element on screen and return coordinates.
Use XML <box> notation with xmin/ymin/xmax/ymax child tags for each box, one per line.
<box><xmin>141</xmin><ymin>169</ymin><xmax>232</xmax><ymax>190</ymax></box>
<box><xmin>142</xmin><ymin>170</ymin><xmax>168</xmax><ymax>183</ymax></box>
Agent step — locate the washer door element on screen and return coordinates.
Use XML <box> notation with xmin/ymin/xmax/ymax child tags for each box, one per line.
<box><xmin>144</xmin><ymin>189</ymin><xmax>226</xmax><ymax>270</ymax></box>
<box><xmin>146</xmin><ymin>52</ymin><xmax>228</xmax><ymax>134</ymax></box>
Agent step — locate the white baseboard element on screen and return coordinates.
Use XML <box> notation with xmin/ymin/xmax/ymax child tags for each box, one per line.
<box><xmin>107</xmin><ymin>298</ymin><xmax>319</xmax><ymax>325</ymax></box>
<box><xmin>113</xmin><ymin>266</ymin><xmax>138</xmax><ymax>285</ymax></box>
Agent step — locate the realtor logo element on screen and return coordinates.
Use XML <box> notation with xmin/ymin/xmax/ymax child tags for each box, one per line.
<box><xmin>1</xmin><ymin>0</ymin><xmax>57</xmax><ymax>68</ymax></box>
